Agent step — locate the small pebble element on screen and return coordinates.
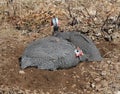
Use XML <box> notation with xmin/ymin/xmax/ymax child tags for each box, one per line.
<box><xmin>19</xmin><ymin>70</ymin><xmax>25</xmax><ymax>74</ymax></box>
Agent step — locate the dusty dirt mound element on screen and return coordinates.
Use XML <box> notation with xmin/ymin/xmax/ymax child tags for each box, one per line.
<box><xmin>0</xmin><ymin>23</ymin><xmax>120</xmax><ymax>94</ymax></box>
<box><xmin>0</xmin><ymin>0</ymin><xmax>120</xmax><ymax>94</ymax></box>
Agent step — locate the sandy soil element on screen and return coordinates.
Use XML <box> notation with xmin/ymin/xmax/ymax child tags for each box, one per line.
<box><xmin>0</xmin><ymin>23</ymin><xmax>120</xmax><ymax>94</ymax></box>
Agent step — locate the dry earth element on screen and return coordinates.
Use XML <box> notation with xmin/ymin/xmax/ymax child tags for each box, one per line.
<box><xmin>0</xmin><ymin>0</ymin><xmax>120</xmax><ymax>94</ymax></box>
<box><xmin>0</xmin><ymin>22</ymin><xmax>120</xmax><ymax>94</ymax></box>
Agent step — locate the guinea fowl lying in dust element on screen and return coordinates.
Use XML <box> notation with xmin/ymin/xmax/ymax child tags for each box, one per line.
<box><xmin>20</xmin><ymin>31</ymin><xmax>102</xmax><ymax>70</ymax></box>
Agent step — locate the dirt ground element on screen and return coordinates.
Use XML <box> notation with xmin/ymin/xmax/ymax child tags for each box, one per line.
<box><xmin>0</xmin><ymin>23</ymin><xmax>120</xmax><ymax>94</ymax></box>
